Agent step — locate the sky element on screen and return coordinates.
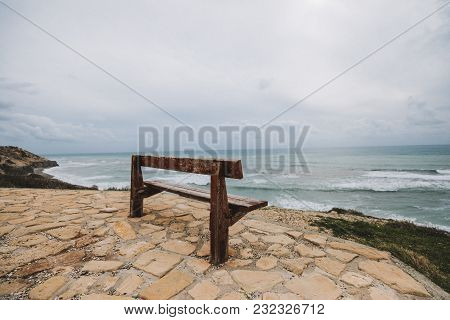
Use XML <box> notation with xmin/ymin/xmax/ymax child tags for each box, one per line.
<box><xmin>0</xmin><ymin>0</ymin><xmax>449</xmax><ymax>154</ymax></box>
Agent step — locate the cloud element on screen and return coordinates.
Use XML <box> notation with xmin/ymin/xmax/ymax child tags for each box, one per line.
<box><xmin>0</xmin><ymin>100</ymin><xmax>13</xmax><ymax>110</ymax></box>
<box><xmin>0</xmin><ymin>0</ymin><xmax>449</xmax><ymax>152</ymax></box>
<box><xmin>0</xmin><ymin>111</ymin><xmax>117</xmax><ymax>143</ymax></box>
<box><xmin>406</xmin><ymin>97</ymin><xmax>447</xmax><ymax>126</ymax></box>
<box><xmin>0</xmin><ymin>77</ymin><xmax>38</xmax><ymax>95</ymax></box>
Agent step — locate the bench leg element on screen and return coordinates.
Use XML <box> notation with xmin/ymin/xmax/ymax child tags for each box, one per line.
<box><xmin>130</xmin><ymin>155</ymin><xmax>144</xmax><ymax>217</ymax></box>
<box><xmin>210</xmin><ymin>174</ymin><xmax>230</xmax><ymax>265</ymax></box>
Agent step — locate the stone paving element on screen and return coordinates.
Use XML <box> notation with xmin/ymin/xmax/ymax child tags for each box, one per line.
<box><xmin>0</xmin><ymin>188</ymin><xmax>447</xmax><ymax>300</ymax></box>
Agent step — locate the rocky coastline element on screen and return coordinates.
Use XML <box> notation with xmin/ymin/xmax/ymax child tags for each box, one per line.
<box><xmin>0</xmin><ymin>146</ymin><xmax>96</xmax><ymax>190</ymax></box>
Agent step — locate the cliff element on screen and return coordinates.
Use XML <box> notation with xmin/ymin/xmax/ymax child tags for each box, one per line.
<box><xmin>0</xmin><ymin>146</ymin><xmax>95</xmax><ymax>190</ymax></box>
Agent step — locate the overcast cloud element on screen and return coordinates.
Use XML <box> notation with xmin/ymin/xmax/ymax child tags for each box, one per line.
<box><xmin>0</xmin><ymin>0</ymin><xmax>449</xmax><ymax>154</ymax></box>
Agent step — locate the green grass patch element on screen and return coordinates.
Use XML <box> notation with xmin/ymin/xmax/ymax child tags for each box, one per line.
<box><xmin>327</xmin><ymin>207</ymin><xmax>366</xmax><ymax>216</ymax></box>
<box><xmin>312</xmin><ymin>217</ymin><xmax>450</xmax><ymax>292</ymax></box>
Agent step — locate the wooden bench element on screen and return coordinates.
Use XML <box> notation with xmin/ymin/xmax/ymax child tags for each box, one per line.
<box><xmin>129</xmin><ymin>155</ymin><xmax>268</xmax><ymax>265</ymax></box>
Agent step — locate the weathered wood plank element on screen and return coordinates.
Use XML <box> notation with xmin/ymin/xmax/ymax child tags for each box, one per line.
<box><xmin>137</xmin><ymin>155</ymin><xmax>243</xmax><ymax>179</ymax></box>
<box><xmin>209</xmin><ymin>169</ymin><xmax>229</xmax><ymax>264</ymax></box>
<box><xmin>129</xmin><ymin>155</ymin><xmax>144</xmax><ymax>217</ymax></box>
<box><xmin>143</xmin><ymin>180</ymin><xmax>267</xmax><ymax>211</ymax></box>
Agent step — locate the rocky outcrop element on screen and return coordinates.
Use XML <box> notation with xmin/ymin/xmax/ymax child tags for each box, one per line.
<box><xmin>0</xmin><ymin>146</ymin><xmax>95</xmax><ymax>190</ymax></box>
<box><xmin>0</xmin><ymin>146</ymin><xmax>58</xmax><ymax>176</ymax></box>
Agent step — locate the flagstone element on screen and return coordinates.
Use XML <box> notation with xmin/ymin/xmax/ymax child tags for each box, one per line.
<box><xmin>256</xmin><ymin>256</ymin><xmax>278</xmax><ymax>270</ymax></box>
<box><xmin>304</xmin><ymin>233</ymin><xmax>328</xmax><ymax>247</ymax></box>
<box><xmin>231</xmin><ymin>270</ymin><xmax>283</xmax><ymax>292</ymax></box>
<box><xmin>150</xmin><ymin>230</ymin><xmax>167</xmax><ymax>243</ymax></box>
<box><xmin>62</xmin><ymin>209</ymin><xmax>80</xmax><ymax>214</ymax></box>
<box><xmin>219</xmin><ymin>292</ymin><xmax>246</xmax><ymax>300</ymax></box>
<box><xmin>243</xmin><ymin>220</ymin><xmax>290</xmax><ymax>233</ymax></box>
<box><xmin>100</xmin><ymin>208</ymin><xmax>118</xmax><ymax>213</ymax></box>
<box><xmin>186</xmin><ymin>258</ymin><xmax>210</xmax><ymax>274</ymax></box>
<box><xmin>226</xmin><ymin>259</ymin><xmax>253</xmax><ymax>268</ymax></box>
<box><xmin>359</xmin><ymin>260</ymin><xmax>429</xmax><ymax>297</ymax></box>
<box><xmin>29</xmin><ymin>276</ymin><xmax>67</xmax><ymax>300</ymax></box>
<box><xmin>188</xmin><ymin>280</ymin><xmax>220</xmax><ymax>300</ymax></box>
<box><xmin>14</xmin><ymin>250</ymin><xmax>85</xmax><ymax>277</ymax></box>
<box><xmin>240</xmin><ymin>248</ymin><xmax>253</xmax><ymax>259</ymax></box>
<box><xmin>11</xmin><ymin>241</ymin><xmax>72</xmax><ymax>266</ymax></box>
<box><xmin>13</xmin><ymin>234</ymin><xmax>48</xmax><ymax>247</ymax></box>
<box><xmin>197</xmin><ymin>241</ymin><xmax>210</xmax><ymax>257</ymax></box>
<box><xmin>325</xmin><ymin>248</ymin><xmax>358</xmax><ymax>263</ymax></box>
<box><xmin>267</xmin><ymin>243</ymin><xmax>290</xmax><ymax>257</ymax></box>
<box><xmin>295</xmin><ymin>244</ymin><xmax>326</xmax><ymax>258</ymax></box>
<box><xmin>229</xmin><ymin>222</ymin><xmax>245</xmax><ymax>236</ymax></box>
<box><xmin>212</xmin><ymin>270</ymin><xmax>234</xmax><ymax>285</ymax></box>
<box><xmin>116</xmin><ymin>274</ymin><xmax>143</xmax><ymax>295</ymax></box>
<box><xmin>93</xmin><ymin>238</ymin><xmax>116</xmax><ymax>257</ymax></box>
<box><xmin>262</xmin><ymin>292</ymin><xmax>301</xmax><ymax>300</ymax></box>
<box><xmin>119</xmin><ymin>241</ymin><xmax>155</xmax><ymax>258</ymax></box>
<box><xmin>315</xmin><ymin>257</ymin><xmax>346</xmax><ymax>276</ymax></box>
<box><xmin>160</xmin><ymin>240</ymin><xmax>196</xmax><ymax>255</ymax></box>
<box><xmin>82</xmin><ymin>260</ymin><xmax>123</xmax><ymax>272</ymax></box>
<box><xmin>46</xmin><ymin>225</ymin><xmax>81</xmax><ymax>240</ymax></box>
<box><xmin>139</xmin><ymin>270</ymin><xmax>194</xmax><ymax>300</ymax></box>
<box><xmin>286</xmin><ymin>273</ymin><xmax>341</xmax><ymax>299</ymax></box>
<box><xmin>229</xmin><ymin>238</ymin><xmax>243</xmax><ymax>246</ymax></box>
<box><xmin>8</xmin><ymin>215</ymin><xmax>35</xmax><ymax>225</ymax></box>
<box><xmin>280</xmin><ymin>258</ymin><xmax>313</xmax><ymax>275</ymax></box>
<box><xmin>93</xmin><ymin>226</ymin><xmax>110</xmax><ymax>237</ymax></box>
<box><xmin>329</xmin><ymin>241</ymin><xmax>390</xmax><ymax>260</ymax></box>
<box><xmin>59</xmin><ymin>276</ymin><xmax>96</xmax><ymax>299</ymax></box>
<box><xmin>368</xmin><ymin>287</ymin><xmax>400</xmax><ymax>300</ymax></box>
<box><xmin>261</xmin><ymin>234</ymin><xmax>295</xmax><ymax>245</ymax></box>
<box><xmin>0</xmin><ymin>280</ymin><xmax>29</xmax><ymax>296</ymax></box>
<box><xmin>92</xmin><ymin>275</ymin><xmax>119</xmax><ymax>292</ymax></box>
<box><xmin>185</xmin><ymin>236</ymin><xmax>199</xmax><ymax>243</ymax></box>
<box><xmin>341</xmin><ymin>272</ymin><xmax>373</xmax><ymax>288</ymax></box>
<box><xmin>285</xmin><ymin>230</ymin><xmax>303</xmax><ymax>239</ymax></box>
<box><xmin>12</xmin><ymin>222</ymin><xmax>68</xmax><ymax>237</ymax></box>
<box><xmin>241</xmin><ymin>232</ymin><xmax>259</xmax><ymax>243</ymax></box>
<box><xmin>133</xmin><ymin>250</ymin><xmax>182</xmax><ymax>277</ymax></box>
<box><xmin>81</xmin><ymin>294</ymin><xmax>132</xmax><ymax>300</ymax></box>
<box><xmin>113</xmin><ymin>221</ymin><xmax>136</xmax><ymax>240</ymax></box>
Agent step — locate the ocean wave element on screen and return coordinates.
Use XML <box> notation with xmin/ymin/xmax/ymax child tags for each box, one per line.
<box><xmin>155</xmin><ymin>175</ymin><xmax>210</xmax><ymax>186</ymax></box>
<box><xmin>273</xmin><ymin>197</ymin><xmax>333</xmax><ymax>211</ymax></box>
<box><xmin>370</xmin><ymin>169</ymin><xmax>440</xmax><ymax>174</ymax></box>
<box><xmin>232</xmin><ymin>180</ymin><xmax>450</xmax><ymax>192</ymax></box>
<box><xmin>369</xmin><ymin>211</ymin><xmax>450</xmax><ymax>232</ymax></box>
<box><xmin>334</xmin><ymin>179</ymin><xmax>450</xmax><ymax>192</ymax></box>
<box><xmin>437</xmin><ymin>169</ymin><xmax>450</xmax><ymax>175</ymax></box>
<box><xmin>365</xmin><ymin>170</ymin><xmax>450</xmax><ymax>181</ymax></box>
<box><xmin>83</xmin><ymin>175</ymin><xmax>114</xmax><ymax>181</ymax></box>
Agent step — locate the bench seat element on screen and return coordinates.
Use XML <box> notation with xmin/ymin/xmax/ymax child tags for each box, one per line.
<box><xmin>143</xmin><ymin>180</ymin><xmax>268</xmax><ymax>216</ymax></box>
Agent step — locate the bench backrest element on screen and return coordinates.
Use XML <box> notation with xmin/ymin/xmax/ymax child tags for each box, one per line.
<box><xmin>134</xmin><ymin>155</ymin><xmax>243</xmax><ymax>179</ymax></box>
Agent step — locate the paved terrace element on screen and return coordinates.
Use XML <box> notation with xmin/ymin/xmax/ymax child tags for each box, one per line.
<box><xmin>0</xmin><ymin>188</ymin><xmax>446</xmax><ymax>299</ymax></box>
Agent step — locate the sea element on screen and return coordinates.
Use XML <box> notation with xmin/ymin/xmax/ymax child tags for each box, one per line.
<box><xmin>43</xmin><ymin>145</ymin><xmax>450</xmax><ymax>232</ymax></box>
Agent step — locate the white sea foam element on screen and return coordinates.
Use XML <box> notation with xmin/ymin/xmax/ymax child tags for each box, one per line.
<box><xmin>437</xmin><ymin>169</ymin><xmax>450</xmax><ymax>175</ymax></box>
<box><xmin>334</xmin><ymin>179</ymin><xmax>450</xmax><ymax>192</ymax></box>
<box><xmin>274</xmin><ymin>196</ymin><xmax>333</xmax><ymax>212</ymax></box>
<box><xmin>155</xmin><ymin>174</ymin><xmax>210</xmax><ymax>186</ymax></box>
<box><xmin>365</xmin><ymin>171</ymin><xmax>450</xmax><ymax>181</ymax></box>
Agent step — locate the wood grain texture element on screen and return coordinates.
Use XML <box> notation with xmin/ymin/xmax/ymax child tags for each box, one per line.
<box><xmin>209</xmin><ymin>168</ymin><xmax>230</xmax><ymax>265</ymax></box>
<box><xmin>129</xmin><ymin>155</ymin><xmax>144</xmax><ymax>217</ymax></box>
<box><xmin>137</xmin><ymin>155</ymin><xmax>243</xmax><ymax>179</ymax></box>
